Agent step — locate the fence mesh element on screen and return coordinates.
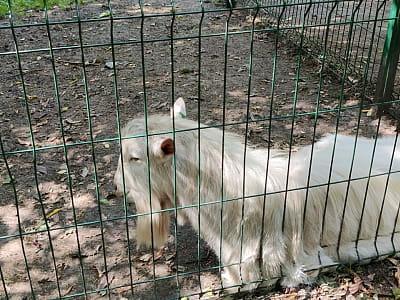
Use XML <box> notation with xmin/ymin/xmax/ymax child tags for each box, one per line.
<box><xmin>256</xmin><ymin>1</ymin><xmax>395</xmax><ymax>90</ymax></box>
<box><xmin>0</xmin><ymin>0</ymin><xmax>399</xmax><ymax>299</ymax></box>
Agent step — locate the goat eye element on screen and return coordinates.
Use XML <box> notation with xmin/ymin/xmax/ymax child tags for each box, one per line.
<box><xmin>129</xmin><ymin>156</ymin><xmax>140</xmax><ymax>162</ymax></box>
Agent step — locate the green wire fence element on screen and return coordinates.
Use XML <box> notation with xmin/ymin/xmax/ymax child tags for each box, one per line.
<box><xmin>0</xmin><ymin>0</ymin><xmax>399</xmax><ymax>299</ymax></box>
<box><xmin>256</xmin><ymin>0</ymin><xmax>400</xmax><ymax>114</ymax></box>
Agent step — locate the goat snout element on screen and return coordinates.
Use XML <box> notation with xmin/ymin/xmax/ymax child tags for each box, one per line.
<box><xmin>113</xmin><ymin>182</ymin><xmax>124</xmax><ymax>198</ymax></box>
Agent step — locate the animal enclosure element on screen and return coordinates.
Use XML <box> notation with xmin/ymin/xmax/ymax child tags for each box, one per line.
<box><xmin>259</xmin><ymin>0</ymin><xmax>400</xmax><ymax>94</ymax></box>
<box><xmin>1</xmin><ymin>0</ymin><xmax>400</xmax><ymax>299</ymax></box>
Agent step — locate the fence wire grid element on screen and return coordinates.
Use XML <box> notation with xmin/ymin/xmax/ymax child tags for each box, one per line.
<box><xmin>0</xmin><ymin>0</ymin><xmax>400</xmax><ymax>299</ymax></box>
<box><xmin>256</xmin><ymin>0</ymin><xmax>399</xmax><ymax>95</ymax></box>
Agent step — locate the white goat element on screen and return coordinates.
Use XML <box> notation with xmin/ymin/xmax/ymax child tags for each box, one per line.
<box><xmin>114</xmin><ymin>99</ymin><xmax>400</xmax><ymax>291</ymax></box>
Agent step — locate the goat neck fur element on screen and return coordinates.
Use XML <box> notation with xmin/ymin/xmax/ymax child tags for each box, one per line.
<box><xmin>114</xmin><ymin>100</ymin><xmax>400</xmax><ymax>291</ymax></box>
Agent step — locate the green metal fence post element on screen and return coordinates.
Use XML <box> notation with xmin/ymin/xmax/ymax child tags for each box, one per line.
<box><xmin>375</xmin><ymin>0</ymin><xmax>400</xmax><ymax>115</ymax></box>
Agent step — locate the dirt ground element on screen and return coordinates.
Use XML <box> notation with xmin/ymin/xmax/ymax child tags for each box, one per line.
<box><xmin>0</xmin><ymin>0</ymin><xmax>399</xmax><ymax>299</ymax></box>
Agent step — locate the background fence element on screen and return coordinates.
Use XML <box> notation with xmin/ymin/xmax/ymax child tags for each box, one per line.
<box><xmin>255</xmin><ymin>0</ymin><xmax>400</xmax><ymax>119</ymax></box>
<box><xmin>0</xmin><ymin>0</ymin><xmax>399</xmax><ymax>299</ymax></box>
<box><xmin>258</xmin><ymin>1</ymin><xmax>396</xmax><ymax>88</ymax></box>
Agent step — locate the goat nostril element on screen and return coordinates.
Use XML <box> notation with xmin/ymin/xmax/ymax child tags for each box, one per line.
<box><xmin>113</xmin><ymin>184</ymin><xmax>118</xmax><ymax>191</ymax></box>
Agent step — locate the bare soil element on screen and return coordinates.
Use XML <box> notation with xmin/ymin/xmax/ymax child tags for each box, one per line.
<box><xmin>0</xmin><ymin>1</ymin><xmax>399</xmax><ymax>299</ymax></box>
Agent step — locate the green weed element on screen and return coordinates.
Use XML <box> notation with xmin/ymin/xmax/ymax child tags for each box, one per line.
<box><xmin>0</xmin><ymin>0</ymin><xmax>84</xmax><ymax>18</ymax></box>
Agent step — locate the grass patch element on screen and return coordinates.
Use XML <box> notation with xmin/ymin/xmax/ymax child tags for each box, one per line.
<box><xmin>0</xmin><ymin>0</ymin><xmax>84</xmax><ymax>18</ymax></box>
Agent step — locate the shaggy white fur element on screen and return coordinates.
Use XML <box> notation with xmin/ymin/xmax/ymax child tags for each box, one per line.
<box><xmin>113</xmin><ymin>100</ymin><xmax>400</xmax><ymax>292</ymax></box>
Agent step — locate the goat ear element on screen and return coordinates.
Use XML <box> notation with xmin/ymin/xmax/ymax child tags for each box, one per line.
<box><xmin>170</xmin><ymin>97</ymin><xmax>186</xmax><ymax>119</ymax></box>
<box><xmin>160</xmin><ymin>138</ymin><xmax>174</xmax><ymax>156</ymax></box>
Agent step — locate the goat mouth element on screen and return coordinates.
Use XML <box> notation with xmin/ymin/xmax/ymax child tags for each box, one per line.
<box><xmin>159</xmin><ymin>193</ymin><xmax>173</xmax><ymax>209</ymax></box>
<box><xmin>114</xmin><ymin>189</ymin><xmax>130</xmax><ymax>199</ymax></box>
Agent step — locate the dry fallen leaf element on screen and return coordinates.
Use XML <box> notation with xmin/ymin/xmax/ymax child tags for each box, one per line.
<box><xmin>170</xmin><ymin>265</ymin><xmax>186</xmax><ymax>273</ymax></box>
<box><xmin>36</xmin><ymin>165</ymin><xmax>47</xmax><ymax>175</ymax></box>
<box><xmin>367</xmin><ymin>273</ymin><xmax>375</xmax><ymax>281</ymax></box>
<box><xmin>45</xmin><ymin>208</ymin><xmax>62</xmax><ymax>219</ymax></box>
<box><xmin>165</xmin><ymin>253</ymin><xmax>176</xmax><ymax>262</ymax></box>
<box><xmin>98</xmin><ymin>271</ymin><xmax>114</xmax><ymax>290</ymax></box>
<box><xmin>113</xmin><ymin>232</ymin><xmax>121</xmax><ymax>241</ymax></box>
<box><xmin>154</xmin><ymin>248</ymin><xmax>164</xmax><ymax>261</ymax></box>
<box><xmin>348</xmin><ymin>274</ymin><xmax>363</xmax><ymax>295</ymax></box>
<box><xmin>65</xmin><ymin>118</ymin><xmax>80</xmax><ymax>125</ymax></box>
<box><xmin>81</xmin><ymin>167</ymin><xmax>89</xmax><ymax>178</ymax></box>
<box><xmin>139</xmin><ymin>253</ymin><xmax>152</xmax><ymax>262</ymax></box>
<box><xmin>92</xmin><ymin>264</ymin><xmax>104</xmax><ymax>278</ymax></box>
<box><xmin>17</xmin><ymin>137</ymin><xmax>31</xmax><ymax>146</ymax></box>
<box><xmin>203</xmin><ymin>287</ymin><xmax>214</xmax><ymax>297</ymax></box>
<box><xmin>27</xmin><ymin>95</ymin><xmax>38</xmax><ymax>100</ymax></box>
<box><xmin>61</xmin><ymin>285</ymin><xmax>73</xmax><ymax>297</ymax></box>
<box><xmin>38</xmin><ymin>276</ymin><xmax>52</xmax><ymax>283</ymax></box>
<box><xmin>395</xmin><ymin>267</ymin><xmax>400</xmax><ymax>287</ymax></box>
